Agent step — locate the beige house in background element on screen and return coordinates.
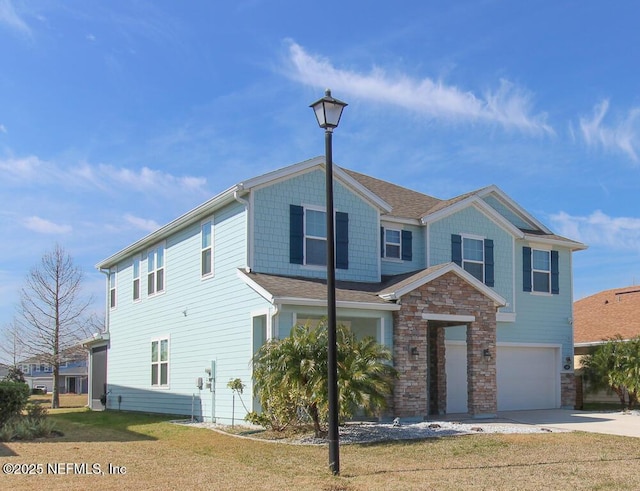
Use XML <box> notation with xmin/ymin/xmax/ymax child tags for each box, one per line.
<box><xmin>574</xmin><ymin>286</ymin><xmax>640</xmax><ymax>405</ymax></box>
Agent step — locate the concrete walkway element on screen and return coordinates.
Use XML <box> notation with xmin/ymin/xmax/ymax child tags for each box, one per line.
<box><xmin>499</xmin><ymin>409</ymin><xmax>640</xmax><ymax>438</ymax></box>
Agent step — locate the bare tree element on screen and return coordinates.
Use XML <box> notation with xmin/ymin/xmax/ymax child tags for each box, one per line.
<box><xmin>16</xmin><ymin>244</ymin><xmax>92</xmax><ymax>408</ymax></box>
<box><xmin>0</xmin><ymin>320</ymin><xmax>23</xmax><ymax>367</ymax></box>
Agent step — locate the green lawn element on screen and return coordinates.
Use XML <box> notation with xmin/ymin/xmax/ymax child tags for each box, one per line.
<box><xmin>1</xmin><ymin>409</ymin><xmax>640</xmax><ymax>490</ymax></box>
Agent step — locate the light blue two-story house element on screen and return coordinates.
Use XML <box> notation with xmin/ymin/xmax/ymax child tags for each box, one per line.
<box><xmin>90</xmin><ymin>157</ymin><xmax>586</xmax><ymax>421</ymax></box>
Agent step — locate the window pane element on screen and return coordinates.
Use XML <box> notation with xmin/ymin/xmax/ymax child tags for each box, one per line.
<box><xmin>306</xmin><ymin>238</ymin><xmax>327</xmax><ymax>266</ymax></box>
<box><xmin>156</xmin><ymin>268</ymin><xmax>164</xmax><ymax>292</ymax></box>
<box><xmin>160</xmin><ymin>363</ymin><xmax>168</xmax><ymax>385</ymax></box>
<box><xmin>464</xmin><ymin>262</ymin><xmax>484</xmax><ymax>282</ymax></box>
<box><xmin>133</xmin><ymin>259</ymin><xmax>139</xmax><ymax>278</ymax></box>
<box><xmin>133</xmin><ymin>279</ymin><xmax>140</xmax><ymax>300</ymax></box>
<box><xmin>160</xmin><ymin>339</ymin><xmax>168</xmax><ymax>362</ymax></box>
<box><xmin>157</xmin><ymin>247</ymin><xmax>164</xmax><ymax>268</ymax></box>
<box><xmin>386</xmin><ymin>244</ymin><xmax>400</xmax><ymax>259</ymax></box>
<box><xmin>463</xmin><ymin>238</ymin><xmax>484</xmax><ymax>261</ymax></box>
<box><xmin>306</xmin><ymin>209</ymin><xmax>326</xmax><ymax>238</ymax></box>
<box><xmin>533</xmin><ymin>250</ymin><xmax>550</xmax><ymax>271</ymax></box>
<box><xmin>148</xmin><ymin>272</ymin><xmax>155</xmax><ymax>295</ymax></box>
<box><xmin>202</xmin><ymin>222</ymin><xmax>212</xmax><ymax>248</ymax></box>
<box><xmin>533</xmin><ymin>271</ymin><xmax>550</xmax><ymax>292</ymax></box>
<box><xmin>385</xmin><ymin>229</ymin><xmax>400</xmax><ymax>244</ymax></box>
<box><xmin>151</xmin><ymin>341</ymin><xmax>158</xmax><ymax>362</ymax></box>
<box><xmin>110</xmin><ymin>289</ymin><xmax>116</xmax><ymax>308</ymax></box>
<box><xmin>202</xmin><ymin>249</ymin><xmax>212</xmax><ymax>276</ymax></box>
<box><xmin>148</xmin><ymin>250</ymin><xmax>155</xmax><ymax>270</ymax></box>
<box><xmin>151</xmin><ymin>365</ymin><xmax>158</xmax><ymax>385</ymax></box>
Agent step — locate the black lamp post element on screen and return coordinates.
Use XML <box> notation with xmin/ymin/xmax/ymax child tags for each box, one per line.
<box><xmin>310</xmin><ymin>89</ymin><xmax>347</xmax><ymax>476</ymax></box>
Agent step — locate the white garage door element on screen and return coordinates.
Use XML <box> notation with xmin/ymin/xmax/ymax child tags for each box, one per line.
<box><xmin>445</xmin><ymin>343</ymin><xmax>560</xmax><ymax>413</ymax></box>
<box><xmin>445</xmin><ymin>342</ymin><xmax>468</xmax><ymax>414</ymax></box>
<box><xmin>497</xmin><ymin>345</ymin><xmax>559</xmax><ymax>410</ymax></box>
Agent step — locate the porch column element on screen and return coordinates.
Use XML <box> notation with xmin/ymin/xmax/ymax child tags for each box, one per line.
<box><xmin>467</xmin><ymin>312</ymin><xmax>497</xmax><ymax>418</ymax></box>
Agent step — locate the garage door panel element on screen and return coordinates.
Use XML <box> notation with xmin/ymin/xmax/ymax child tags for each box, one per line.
<box><xmin>497</xmin><ymin>346</ymin><xmax>559</xmax><ymax>410</ymax></box>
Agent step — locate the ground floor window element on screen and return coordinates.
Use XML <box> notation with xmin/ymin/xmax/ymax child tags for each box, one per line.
<box><xmin>151</xmin><ymin>338</ymin><xmax>169</xmax><ymax>386</ymax></box>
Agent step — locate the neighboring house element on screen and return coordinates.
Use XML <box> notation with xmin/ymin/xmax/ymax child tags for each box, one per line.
<box><xmin>573</xmin><ymin>286</ymin><xmax>640</xmax><ymax>405</ymax></box>
<box><xmin>19</xmin><ymin>354</ymin><xmax>88</xmax><ymax>394</ymax></box>
<box><xmin>90</xmin><ymin>157</ymin><xmax>586</xmax><ymax>423</ymax></box>
<box><xmin>0</xmin><ymin>363</ymin><xmax>8</xmax><ymax>380</ymax></box>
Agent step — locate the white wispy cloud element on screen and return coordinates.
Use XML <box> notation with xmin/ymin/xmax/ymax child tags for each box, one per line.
<box><xmin>0</xmin><ymin>0</ymin><xmax>31</xmax><ymax>36</ymax></box>
<box><xmin>23</xmin><ymin>216</ymin><xmax>72</xmax><ymax>234</ymax></box>
<box><xmin>579</xmin><ymin>99</ymin><xmax>640</xmax><ymax>162</ymax></box>
<box><xmin>283</xmin><ymin>41</ymin><xmax>552</xmax><ymax>135</ymax></box>
<box><xmin>0</xmin><ymin>156</ymin><xmax>207</xmax><ymax>195</ymax></box>
<box><xmin>550</xmin><ymin>210</ymin><xmax>640</xmax><ymax>252</ymax></box>
<box><xmin>124</xmin><ymin>213</ymin><xmax>160</xmax><ymax>232</ymax></box>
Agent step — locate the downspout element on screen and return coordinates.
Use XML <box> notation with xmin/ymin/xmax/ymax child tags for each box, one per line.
<box><xmin>98</xmin><ymin>268</ymin><xmax>111</xmax><ymax>334</ymax></box>
<box><xmin>233</xmin><ymin>188</ymin><xmax>252</xmax><ymax>271</ymax></box>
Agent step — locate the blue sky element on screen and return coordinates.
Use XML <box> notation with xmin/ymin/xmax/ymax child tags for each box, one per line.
<box><xmin>1</xmin><ymin>0</ymin><xmax>640</xmax><ymax>334</ymax></box>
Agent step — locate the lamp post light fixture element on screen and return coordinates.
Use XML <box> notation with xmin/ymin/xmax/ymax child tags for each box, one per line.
<box><xmin>310</xmin><ymin>89</ymin><xmax>347</xmax><ymax>476</ymax></box>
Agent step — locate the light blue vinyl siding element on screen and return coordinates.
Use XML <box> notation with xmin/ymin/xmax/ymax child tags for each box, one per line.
<box><xmin>482</xmin><ymin>195</ymin><xmax>532</xmax><ymax>230</ymax></box>
<box><xmin>106</xmin><ymin>201</ymin><xmax>272</xmax><ymax>423</ymax></box>
<box><xmin>252</xmin><ymin>169</ymin><xmax>379</xmax><ymax>282</ymax></box>
<box><xmin>428</xmin><ymin>206</ymin><xmax>514</xmax><ymax>313</ymax></box>
<box><xmin>380</xmin><ymin>223</ymin><xmax>425</xmax><ymax>276</ymax></box>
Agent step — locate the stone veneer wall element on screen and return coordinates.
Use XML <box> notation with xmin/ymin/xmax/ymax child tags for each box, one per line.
<box><xmin>393</xmin><ymin>271</ymin><xmax>498</xmax><ymax>418</ymax></box>
<box><xmin>561</xmin><ymin>373</ymin><xmax>576</xmax><ymax>408</ymax></box>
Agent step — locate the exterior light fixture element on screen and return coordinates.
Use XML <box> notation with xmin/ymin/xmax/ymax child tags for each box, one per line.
<box><xmin>310</xmin><ymin>88</ymin><xmax>347</xmax><ymax>476</ymax></box>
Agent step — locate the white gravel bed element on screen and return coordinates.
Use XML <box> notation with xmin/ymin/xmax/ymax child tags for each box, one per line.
<box><xmin>175</xmin><ymin>418</ymin><xmax>559</xmax><ymax>445</ymax></box>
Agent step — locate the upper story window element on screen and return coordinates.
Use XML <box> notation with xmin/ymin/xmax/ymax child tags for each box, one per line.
<box><xmin>201</xmin><ymin>221</ymin><xmax>213</xmax><ymax>277</ymax></box>
<box><xmin>147</xmin><ymin>244</ymin><xmax>165</xmax><ymax>296</ymax></box>
<box><xmin>463</xmin><ymin>237</ymin><xmax>484</xmax><ymax>282</ymax></box>
<box><xmin>109</xmin><ymin>271</ymin><xmax>116</xmax><ymax>309</ymax></box>
<box><xmin>523</xmin><ymin>247</ymin><xmax>559</xmax><ymax>294</ymax></box>
<box><xmin>384</xmin><ymin>229</ymin><xmax>401</xmax><ymax>259</ymax></box>
<box><xmin>305</xmin><ymin>208</ymin><xmax>327</xmax><ymax>266</ymax></box>
<box><xmin>451</xmin><ymin>234</ymin><xmax>494</xmax><ymax>287</ymax></box>
<box><xmin>132</xmin><ymin>257</ymin><xmax>141</xmax><ymax>301</ymax></box>
<box><xmin>289</xmin><ymin>205</ymin><xmax>349</xmax><ymax>270</ymax></box>
<box><xmin>151</xmin><ymin>337</ymin><xmax>169</xmax><ymax>387</ymax></box>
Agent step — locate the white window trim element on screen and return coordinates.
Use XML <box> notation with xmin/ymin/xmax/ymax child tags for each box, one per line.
<box><xmin>132</xmin><ymin>256</ymin><xmax>141</xmax><ymax>303</ymax></box>
<box><xmin>382</xmin><ymin>227</ymin><xmax>403</xmax><ymax>261</ymax></box>
<box><xmin>151</xmin><ymin>336</ymin><xmax>170</xmax><ymax>389</ymax></box>
<box><xmin>303</xmin><ymin>204</ymin><xmax>327</xmax><ymax>268</ymax></box>
<box><xmin>147</xmin><ymin>243</ymin><xmax>166</xmax><ymax>297</ymax></box>
<box><xmin>201</xmin><ymin>219</ymin><xmax>214</xmax><ymax>279</ymax></box>
<box><xmin>109</xmin><ymin>270</ymin><xmax>117</xmax><ymax>310</ymax></box>
<box><xmin>461</xmin><ymin>234</ymin><xmax>485</xmax><ymax>281</ymax></box>
<box><xmin>531</xmin><ymin>247</ymin><xmax>552</xmax><ymax>295</ymax></box>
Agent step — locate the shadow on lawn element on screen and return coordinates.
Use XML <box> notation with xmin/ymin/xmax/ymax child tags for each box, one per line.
<box><xmin>0</xmin><ymin>442</ymin><xmax>18</xmax><ymax>457</ymax></box>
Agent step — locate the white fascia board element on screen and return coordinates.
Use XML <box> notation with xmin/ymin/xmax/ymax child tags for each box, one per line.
<box><xmin>96</xmin><ymin>185</ymin><xmax>240</xmax><ymax>269</ymax></box>
<box><xmin>380</xmin><ymin>216</ymin><xmax>422</xmax><ymax>226</ymax></box>
<box><xmin>383</xmin><ymin>262</ymin><xmax>507</xmax><ymax>307</ymax></box>
<box><xmin>236</xmin><ymin>270</ymin><xmax>275</xmax><ymax>304</ymax></box>
<box><xmin>242</xmin><ymin>158</ymin><xmax>392</xmax><ymax>214</ymax></box>
<box><xmin>276</xmin><ymin>297</ymin><xmax>400</xmax><ymax>311</ymax></box>
<box><xmin>522</xmin><ymin>234</ymin><xmax>588</xmax><ymax>251</ymax></box>
<box><xmin>421</xmin><ymin>195</ymin><xmax>525</xmax><ymax>239</ymax></box>
<box><xmin>477</xmin><ymin>185</ymin><xmax>552</xmax><ymax>234</ymax></box>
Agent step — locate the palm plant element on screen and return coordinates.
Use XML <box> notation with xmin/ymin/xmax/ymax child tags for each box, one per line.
<box><xmin>251</xmin><ymin>321</ymin><xmax>396</xmax><ymax>437</ymax></box>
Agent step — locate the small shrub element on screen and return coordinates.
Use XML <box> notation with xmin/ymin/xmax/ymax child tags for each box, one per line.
<box><xmin>25</xmin><ymin>402</ymin><xmax>48</xmax><ymax>421</ymax></box>
<box><xmin>0</xmin><ymin>381</ymin><xmax>30</xmax><ymax>427</ymax></box>
<box><xmin>0</xmin><ymin>417</ymin><xmax>59</xmax><ymax>442</ymax></box>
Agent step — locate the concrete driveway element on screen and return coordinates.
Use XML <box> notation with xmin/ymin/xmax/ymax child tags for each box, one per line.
<box><xmin>499</xmin><ymin>409</ymin><xmax>640</xmax><ymax>438</ymax></box>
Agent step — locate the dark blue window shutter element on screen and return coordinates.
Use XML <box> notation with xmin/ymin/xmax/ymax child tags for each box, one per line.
<box><xmin>551</xmin><ymin>250</ymin><xmax>559</xmax><ymax>294</ymax></box>
<box><xmin>523</xmin><ymin>247</ymin><xmax>532</xmax><ymax>292</ymax></box>
<box><xmin>289</xmin><ymin>205</ymin><xmax>304</xmax><ymax>264</ymax></box>
<box><xmin>336</xmin><ymin>212</ymin><xmax>349</xmax><ymax>270</ymax></box>
<box><xmin>380</xmin><ymin>227</ymin><xmax>384</xmax><ymax>257</ymax></box>
<box><xmin>451</xmin><ymin>234</ymin><xmax>462</xmax><ymax>266</ymax></box>
<box><xmin>401</xmin><ymin>230</ymin><xmax>413</xmax><ymax>261</ymax></box>
<box><xmin>484</xmin><ymin>239</ymin><xmax>494</xmax><ymax>287</ymax></box>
